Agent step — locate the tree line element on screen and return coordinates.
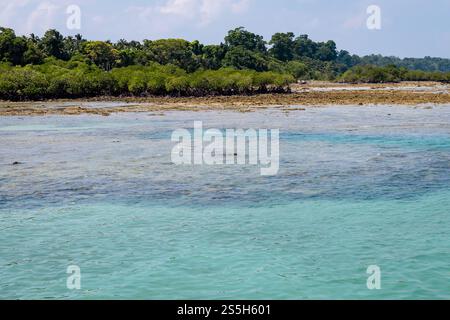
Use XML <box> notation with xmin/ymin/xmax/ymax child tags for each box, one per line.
<box><xmin>0</xmin><ymin>27</ymin><xmax>345</xmax><ymax>76</ymax></box>
<box><xmin>1</xmin><ymin>26</ymin><xmax>450</xmax><ymax>100</ymax></box>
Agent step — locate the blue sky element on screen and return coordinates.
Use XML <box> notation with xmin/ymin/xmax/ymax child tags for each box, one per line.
<box><xmin>1</xmin><ymin>0</ymin><xmax>449</xmax><ymax>58</ymax></box>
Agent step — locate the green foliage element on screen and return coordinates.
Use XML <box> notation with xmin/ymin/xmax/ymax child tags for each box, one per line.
<box><xmin>109</xmin><ymin>65</ymin><xmax>291</xmax><ymax>96</ymax></box>
<box><xmin>225</xmin><ymin>27</ymin><xmax>266</xmax><ymax>53</ymax></box>
<box><xmin>82</xmin><ymin>41</ymin><xmax>119</xmax><ymax>71</ymax></box>
<box><xmin>223</xmin><ymin>47</ymin><xmax>268</xmax><ymax>71</ymax></box>
<box><xmin>336</xmin><ymin>50</ymin><xmax>360</xmax><ymax>69</ymax></box>
<box><xmin>23</xmin><ymin>41</ymin><xmax>45</xmax><ymax>65</ymax></box>
<box><xmin>128</xmin><ymin>74</ymin><xmax>147</xmax><ymax>95</ymax></box>
<box><xmin>285</xmin><ymin>61</ymin><xmax>309</xmax><ymax>79</ymax></box>
<box><xmin>315</xmin><ymin>40</ymin><xmax>338</xmax><ymax>61</ymax></box>
<box><xmin>41</xmin><ymin>29</ymin><xmax>67</xmax><ymax>60</ymax></box>
<box><xmin>63</xmin><ymin>34</ymin><xmax>86</xmax><ymax>58</ymax></box>
<box><xmin>404</xmin><ymin>69</ymin><xmax>450</xmax><ymax>81</ymax></box>
<box><xmin>338</xmin><ymin>65</ymin><xmax>409</xmax><ymax>83</ymax></box>
<box><xmin>1</xmin><ymin>25</ymin><xmax>450</xmax><ymax>100</ymax></box>
<box><xmin>143</xmin><ymin>39</ymin><xmax>199</xmax><ymax>72</ymax></box>
<box><xmin>1</xmin><ymin>25</ymin><xmax>449</xmax><ymax>77</ymax></box>
<box><xmin>0</xmin><ymin>66</ymin><xmax>49</xmax><ymax>99</ymax></box>
<box><xmin>0</xmin><ymin>28</ymin><xmax>28</xmax><ymax>65</ymax></box>
<box><xmin>200</xmin><ymin>44</ymin><xmax>227</xmax><ymax>70</ymax></box>
<box><xmin>269</xmin><ymin>32</ymin><xmax>295</xmax><ymax>62</ymax></box>
<box><xmin>359</xmin><ymin>55</ymin><xmax>450</xmax><ymax>72</ymax></box>
<box><xmin>0</xmin><ymin>60</ymin><xmax>292</xmax><ymax>100</ymax></box>
<box><xmin>292</xmin><ymin>35</ymin><xmax>338</xmax><ymax>62</ymax></box>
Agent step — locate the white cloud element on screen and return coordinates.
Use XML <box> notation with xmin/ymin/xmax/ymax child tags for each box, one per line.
<box><xmin>160</xmin><ymin>0</ymin><xmax>198</xmax><ymax>17</ymax></box>
<box><xmin>0</xmin><ymin>0</ymin><xmax>72</xmax><ymax>35</ymax></box>
<box><xmin>129</xmin><ymin>0</ymin><xmax>251</xmax><ymax>27</ymax></box>
<box><xmin>199</xmin><ymin>0</ymin><xmax>249</xmax><ymax>25</ymax></box>
<box><xmin>0</xmin><ymin>0</ymin><xmax>31</xmax><ymax>27</ymax></box>
<box><xmin>200</xmin><ymin>0</ymin><xmax>227</xmax><ymax>25</ymax></box>
<box><xmin>91</xmin><ymin>15</ymin><xmax>105</xmax><ymax>25</ymax></box>
<box><xmin>343</xmin><ymin>14</ymin><xmax>365</xmax><ymax>30</ymax></box>
<box><xmin>231</xmin><ymin>0</ymin><xmax>250</xmax><ymax>14</ymax></box>
<box><xmin>26</xmin><ymin>1</ymin><xmax>61</xmax><ymax>34</ymax></box>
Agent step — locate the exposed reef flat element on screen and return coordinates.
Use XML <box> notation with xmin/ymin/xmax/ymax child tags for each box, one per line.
<box><xmin>1</xmin><ymin>82</ymin><xmax>450</xmax><ymax>116</ymax></box>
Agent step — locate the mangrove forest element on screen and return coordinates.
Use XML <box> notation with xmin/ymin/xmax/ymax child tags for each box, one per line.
<box><xmin>1</xmin><ymin>26</ymin><xmax>450</xmax><ymax>100</ymax></box>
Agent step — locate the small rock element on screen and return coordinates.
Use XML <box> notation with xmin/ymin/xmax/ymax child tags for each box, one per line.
<box><xmin>12</xmin><ymin>161</ymin><xmax>22</xmax><ymax>166</ymax></box>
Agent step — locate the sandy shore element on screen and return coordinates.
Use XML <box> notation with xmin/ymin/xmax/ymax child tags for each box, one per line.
<box><xmin>1</xmin><ymin>81</ymin><xmax>449</xmax><ymax>116</ymax></box>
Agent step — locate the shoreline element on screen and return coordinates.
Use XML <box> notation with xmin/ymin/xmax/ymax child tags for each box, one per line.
<box><xmin>1</xmin><ymin>82</ymin><xmax>450</xmax><ymax>116</ymax></box>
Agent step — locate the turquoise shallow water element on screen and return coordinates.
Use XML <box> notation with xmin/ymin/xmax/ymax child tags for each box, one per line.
<box><xmin>1</xmin><ymin>105</ymin><xmax>450</xmax><ymax>299</ymax></box>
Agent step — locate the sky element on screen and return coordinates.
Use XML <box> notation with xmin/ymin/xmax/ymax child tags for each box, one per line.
<box><xmin>1</xmin><ymin>0</ymin><xmax>449</xmax><ymax>58</ymax></box>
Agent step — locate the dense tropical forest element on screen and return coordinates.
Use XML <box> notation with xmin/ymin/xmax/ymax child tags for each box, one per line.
<box><xmin>1</xmin><ymin>26</ymin><xmax>450</xmax><ymax>100</ymax></box>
